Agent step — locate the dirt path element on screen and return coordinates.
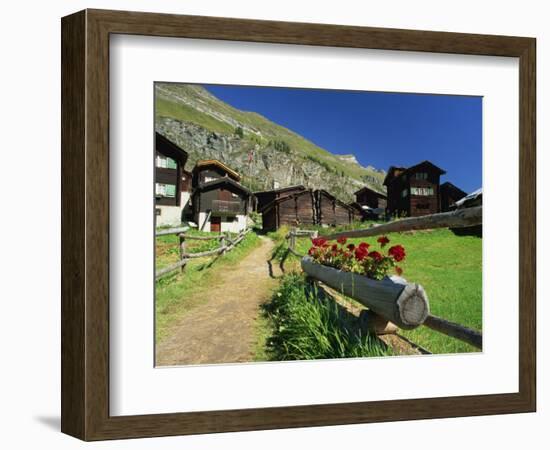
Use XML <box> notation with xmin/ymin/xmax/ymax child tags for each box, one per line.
<box><xmin>156</xmin><ymin>236</ymin><xmax>278</xmax><ymax>366</ymax></box>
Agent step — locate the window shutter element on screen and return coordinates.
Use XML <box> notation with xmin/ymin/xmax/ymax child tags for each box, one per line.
<box><xmin>165</xmin><ymin>184</ymin><xmax>176</xmax><ymax>198</ymax></box>
<box><xmin>166</xmin><ymin>157</ymin><xmax>177</xmax><ymax>169</ymax></box>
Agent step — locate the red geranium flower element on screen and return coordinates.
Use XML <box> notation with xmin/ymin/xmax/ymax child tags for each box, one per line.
<box><xmin>331</xmin><ymin>244</ymin><xmax>338</xmax><ymax>251</ymax></box>
<box><xmin>312</xmin><ymin>237</ymin><xmax>327</xmax><ymax>247</ymax></box>
<box><xmin>368</xmin><ymin>251</ymin><xmax>383</xmax><ymax>261</ymax></box>
<box><xmin>388</xmin><ymin>245</ymin><xmax>406</xmax><ymax>262</ymax></box>
<box><xmin>337</xmin><ymin>236</ymin><xmax>347</xmax><ymax>245</ymax></box>
<box><xmin>358</xmin><ymin>242</ymin><xmax>370</xmax><ymax>250</ymax></box>
<box><xmin>354</xmin><ymin>247</ymin><xmax>368</xmax><ymax>261</ymax></box>
<box><xmin>377</xmin><ymin>236</ymin><xmax>390</xmax><ymax>247</ymax></box>
<box><xmin>347</xmin><ymin>243</ymin><xmax>355</xmax><ymax>251</ymax></box>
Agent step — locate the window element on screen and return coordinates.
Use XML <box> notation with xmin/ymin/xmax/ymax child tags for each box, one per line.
<box><xmin>155</xmin><ymin>183</ymin><xmax>176</xmax><ymax>198</ymax></box>
<box><xmin>414</xmin><ymin>172</ymin><xmax>428</xmax><ymax>180</ymax></box>
<box><xmin>231</xmin><ymin>192</ymin><xmax>239</xmax><ymax>198</ymax></box>
<box><xmin>156</xmin><ymin>154</ymin><xmax>177</xmax><ymax>169</ymax></box>
<box><xmin>411</xmin><ymin>187</ymin><xmax>434</xmax><ymax>196</ymax></box>
<box><xmin>401</xmin><ymin>189</ymin><xmax>408</xmax><ymax>198</ymax></box>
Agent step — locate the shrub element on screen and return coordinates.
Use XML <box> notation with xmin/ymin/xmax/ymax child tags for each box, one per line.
<box><xmin>234</xmin><ymin>126</ymin><xmax>244</xmax><ymax>137</ymax></box>
<box><xmin>270</xmin><ymin>139</ymin><xmax>291</xmax><ymax>154</ymax></box>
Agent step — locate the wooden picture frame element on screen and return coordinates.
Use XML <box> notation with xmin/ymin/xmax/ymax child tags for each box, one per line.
<box><xmin>61</xmin><ymin>9</ymin><xmax>536</xmax><ymax>441</ymax></box>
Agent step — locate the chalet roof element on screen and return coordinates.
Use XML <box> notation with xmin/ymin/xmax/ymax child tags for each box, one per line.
<box><xmin>254</xmin><ymin>184</ymin><xmax>306</xmax><ymax>196</ymax></box>
<box><xmin>383</xmin><ymin>160</ymin><xmax>446</xmax><ymax>186</ymax></box>
<box><xmin>260</xmin><ymin>188</ymin><xmax>356</xmax><ymax>214</ymax></box>
<box><xmin>455</xmin><ymin>188</ymin><xmax>482</xmax><ymax>208</ymax></box>
<box><xmin>348</xmin><ymin>201</ymin><xmax>365</xmax><ymax>212</ymax></box>
<box><xmin>195</xmin><ymin>177</ymin><xmax>252</xmax><ymax>195</ymax></box>
<box><xmin>193</xmin><ymin>159</ymin><xmax>240</xmax><ymax>181</ymax></box>
<box><xmin>353</xmin><ymin>185</ymin><xmax>387</xmax><ymax>198</ymax></box>
<box><xmin>441</xmin><ymin>181</ymin><xmax>467</xmax><ymax>197</ymax></box>
<box><xmin>259</xmin><ymin>189</ymin><xmax>313</xmax><ymax>213</ymax></box>
<box><xmin>382</xmin><ymin>166</ymin><xmax>407</xmax><ymax>186</ymax></box>
<box><xmin>155</xmin><ymin>132</ymin><xmax>189</xmax><ymax>165</ymax></box>
<box><xmin>316</xmin><ymin>189</ymin><xmax>356</xmax><ymax>213</ymax></box>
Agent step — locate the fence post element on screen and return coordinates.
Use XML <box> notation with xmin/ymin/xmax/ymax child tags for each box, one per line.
<box><xmin>290</xmin><ymin>227</ymin><xmax>296</xmax><ymax>252</ymax></box>
<box><xmin>220</xmin><ymin>233</ymin><xmax>227</xmax><ymax>254</ymax></box>
<box><xmin>179</xmin><ymin>233</ymin><xmax>187</xmax><ymax>272</ymax></box>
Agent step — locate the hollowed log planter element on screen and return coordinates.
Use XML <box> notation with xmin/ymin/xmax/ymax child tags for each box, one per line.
<box><xmin>301</xmin><ymin>256</ymin><xmax>430</xmax><ymax>330</ymax></box>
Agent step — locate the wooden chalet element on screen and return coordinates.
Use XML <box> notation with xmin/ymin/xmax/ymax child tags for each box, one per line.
<box><xmin>353</xmin><ymin>186</ymin><xmax>387</xmax><ymax>210</ymax></box>
<box><xmin>191</xmin><ymin>160</ymin><xmax>252</xmax><ymax>233</ymax></box>
<box><xmin>383</xmin><ymin>160</ymin><xmax>446</xmax><ymax>217</ymax></box>
<box><xmin>315</xmin><ymin>190</ymin><xmax>357</xmax><ymax>227</ymax></box>
<box><xmin>440</xmin><ymin>181</ymin><xmax>467</xmax><ymax>212</ymax></box>
<box><xmin>260</xmin><ymin>189</ymin><xmax>316</xmax><ymax>232</ymax></box>
<box><xmin>254</xmin><ymin>185</ymin><xmax>306</xmax><ymax>212</ymax></box>
<box><xmin>192</xmin><ymin>159</ymin><xmax>241</xmax><ymax>187</ymax></box>
<box><xmin>155</xmin><ymin>133</ymin><xmax>192</xmax><ymax>227</ymax></box>
<box><xmin>260</xmin><ymin>189</ymin><xmax>356</xmax><ymax>232</ymax></box>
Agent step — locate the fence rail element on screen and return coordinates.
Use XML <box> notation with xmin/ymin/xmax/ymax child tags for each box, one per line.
<box><xmin>319</xmin><ymin>206</ymin><xmax>482</xmax><ymax>241</ymax></box>
<box><xmin>155</xmin><ymin>228</ymin><xmax>251</xmax><ymax>280</ymax></box>
<box><xmin>178</xmin><ymin>233</ymin><xmax>225</xmax><ymax>241</ymax></box>
<box><xmin>283</xmin><ymin>209</ymin><xmax>483</xmax><ymax>350</ymax></box>
<box><xmin>155</xmin><ymin>226</ymin><xmax>190</xmax><ymax>237</ymax></box>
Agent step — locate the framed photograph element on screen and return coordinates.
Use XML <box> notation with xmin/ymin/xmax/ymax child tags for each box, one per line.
<box><xmin>61</xmin><ymin>9</ymin><xmax>536</xmax><ymax>441</ymax></box>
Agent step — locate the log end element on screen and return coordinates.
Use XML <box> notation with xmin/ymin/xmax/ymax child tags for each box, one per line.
<box><xmin>396</xmin><ymin>283</ymin><xmax>429</xmax><ymax>329</ymax></box>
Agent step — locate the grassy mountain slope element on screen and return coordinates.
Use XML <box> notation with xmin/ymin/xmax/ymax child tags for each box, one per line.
<box><xmin>155</xmin><ymin>83</ymin><xmax>385</xmax><ymax>200</ymax></box>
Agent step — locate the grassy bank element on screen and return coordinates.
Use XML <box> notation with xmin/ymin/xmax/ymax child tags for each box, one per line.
<box><xmin>283</xmin><ymin>228</ymin><xmax>482</xmax><ymax>355</ymax></box>
<box><xmin>260</xmin><ymin>274</ymin><xmax>392</xmax><ymax>361</ymax></box>
<box><xmin>155</xmin><ymin>231</ymin><xmax>261</xmax><ymax>342</ymax></box>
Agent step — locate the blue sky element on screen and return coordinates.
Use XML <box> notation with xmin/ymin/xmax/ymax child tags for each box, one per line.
<box><xmin>205</xmin><ymin>85</ymin><xmax>482</xmax><ymax>194</ymax></box>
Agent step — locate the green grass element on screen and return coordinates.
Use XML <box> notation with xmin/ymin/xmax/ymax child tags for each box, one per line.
<box><xmin>156</xmin><ymin>97</ymin><xmax>235</xmax><ymax>134</ymax></box>
<box><xmin>155</xmin><ymin>231</ymin><xmax>261</xmax><ymax>342</ymax></box>
<box><xmin>261</xmin><ymin>274</ymin><xmax>392</xmax><ymax>360</ymax></box>
<box><xmin>253</xmin><ymin>312</ymin><xmax>273</xmax><ymax>362</ymax></box>
<box><xmin>155</xmin><ymin>229</ymin><xmax>239</xmax><ymax>270</ymax></box>
<box><xmin>288</xmin><ymin>228</ymin><xmax>482</xmax><ymax>354</ymax></box>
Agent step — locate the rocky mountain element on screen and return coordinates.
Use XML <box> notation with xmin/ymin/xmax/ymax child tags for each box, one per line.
<box><xmin>155</xmin><ymin>83</ymin><xmax>386</xmax><ymax>202</ymax></box>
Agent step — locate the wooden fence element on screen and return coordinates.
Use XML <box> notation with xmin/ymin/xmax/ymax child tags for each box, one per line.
<box><xmin>284</xmin><ymin>207</ymin><xmax>483</xmax><ymax>350</ymax></box>
<box><xmin>155</xmin><ymin>228</ymin><xmax>251</xmax><ymax>280</ymax></box>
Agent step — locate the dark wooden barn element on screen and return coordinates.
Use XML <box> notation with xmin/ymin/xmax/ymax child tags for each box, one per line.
<box><xmin>440</xmin><ymin>181</ymin><xmax>467</xmax><ymax>212</ymax></box>
<box><xmin>260</xmin><ymin>190</ymin><xmax>316</xmax><ymax>232</ymax></box>
<box><xmin>384</xmin><ymin>160</ymin><xmax>446</xmax><ymax>217</ymax></box>
<box><xmin>315</xmin><ymin>190</ymin><xmax>357</xmax><ymax>227</ymax></box>
<box><xmin>260</xmin><ymin>189</ymin><xmax>356</xmax><ymax>232</ymax></box>
<box><xmin>254</xmin><ymin>185</ymin><xmax>306</xmax><ymax>212</ymax></box>
<box><xmin>354</xmin><ymin>186</ymin><xmax>387</xmax><ymax>210</ymax></box>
